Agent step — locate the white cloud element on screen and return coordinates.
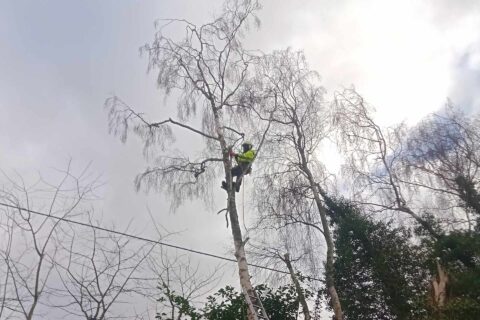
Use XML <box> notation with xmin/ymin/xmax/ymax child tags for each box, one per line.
<box><xmin>254</xmin><ymin>0</ymin><xmax>480</xmax><ymax>124</ymax></box>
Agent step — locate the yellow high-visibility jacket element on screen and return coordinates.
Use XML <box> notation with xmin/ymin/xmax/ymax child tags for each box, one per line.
<box><xmin>236</xmin><ymin>149</ymin><xmax>256</xmax><ymax>165</ymax></box>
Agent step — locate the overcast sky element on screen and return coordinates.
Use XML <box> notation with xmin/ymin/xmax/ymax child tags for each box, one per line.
<box><xmin>1</xmin><ymin>0</ymin><xmax>480</xmax><ymax>316</ymax></box>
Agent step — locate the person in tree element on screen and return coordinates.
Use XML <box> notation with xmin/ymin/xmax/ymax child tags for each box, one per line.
<box><xmin>222</xmin><ymin>141</ymin><xmax>256</xmax><ymax>192</ymax></box>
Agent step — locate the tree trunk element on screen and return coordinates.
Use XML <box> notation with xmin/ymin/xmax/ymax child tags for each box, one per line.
<box><xmin>213</xmin><ymin>109</ymin><xmax>256</xmax><ymax>320</ymax></box>
<box><xmin>26</xmin><ymin>254</ymin><xmax>44</xmax><ymax>320</ymax></box>
<box><xmin>284</xmin><ymin>253</ymin><xmax>311</xmax><ymax>320</ymax></box>
<box><xmin>229</xmin><ymin>193</ymin><xmax>256</xmax><ymax>320</ymax></box>
<box><xmin>310</xmin><ymin>183</ymin><xmax>343</xmax><ymax>320</ymax></box>
<box><xmin>300</xmin><ymin>158</ymin><xmax>343</xmax><ymax>320</ymax></box>
<box><xmin>431</xmin><ymin>259</ymin><xmax>448</xmax><ymax>309</ymax></box>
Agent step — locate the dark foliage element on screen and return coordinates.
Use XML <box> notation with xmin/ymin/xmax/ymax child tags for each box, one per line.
<box><xmin>426</xmin><ymin>231</ymin><xmax>480</xmax><ymax>319</ymax></box>
<box><xmin>325</xmin><ymin>196</ymin><xmax>429</xmax><ymax>320</ymax></box>
<box><xmin>156</xmin><ymin>283</ymin><xmax>311</xmax><ymax>320</ymax></box>
<box><xmin>455</xmin><ymin>175</ymin><xmax>480</xmax><ymax>228</ymax></box>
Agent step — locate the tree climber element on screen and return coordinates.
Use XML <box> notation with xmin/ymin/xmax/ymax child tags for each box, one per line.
<box><xmin>222</xmin><ymin>141</ymin><xmax>256</xmax><ymax>192</ymax></box>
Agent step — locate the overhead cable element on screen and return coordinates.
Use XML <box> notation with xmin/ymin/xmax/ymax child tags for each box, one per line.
<box><xmin>0</xmin><ymin>202</ymin><xmax>323</xmax><ymax>282</ymax></box>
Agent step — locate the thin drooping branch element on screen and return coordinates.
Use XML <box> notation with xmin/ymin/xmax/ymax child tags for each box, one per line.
<box><xmin>334</xmin><ymin>88</ymin><xmax>440</xmax><ymax>238</ymax></box>
<box><xmin>399</xmin><ymin>106</ymin><xmax>480</xmax><ymax>228</ymax></box>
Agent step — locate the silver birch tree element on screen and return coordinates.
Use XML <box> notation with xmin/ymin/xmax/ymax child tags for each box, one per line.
<box><xmin>251</xmin><ymin>49</ymin><xmax>344</xmax><ymax>319</ymax></box>
<box><xmin>105</xmin><ymin>1</ymin><xmax>269</xmax><ymax>319</ymax></box>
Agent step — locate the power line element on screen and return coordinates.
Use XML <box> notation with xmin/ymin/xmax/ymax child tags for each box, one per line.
<box><xmin>0</xmin><ymin>202</ymin><xmax>323</xmax><ymax>282</ymax></box>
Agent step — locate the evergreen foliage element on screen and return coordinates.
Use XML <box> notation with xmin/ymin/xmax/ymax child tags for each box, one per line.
<box><xmin>322</xmin><ymin>195</ymin><xmax>480</xmax><ymax>319</ymax></box>
<box><xmin>325</xmin><ymin>196</ymin><xmax>429</xmax><ymax>319</ymax></box>
<box><xmin>427</xmin><ymin>231</ymin><xmax>480</xmax><ymax>319</ymax></box>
